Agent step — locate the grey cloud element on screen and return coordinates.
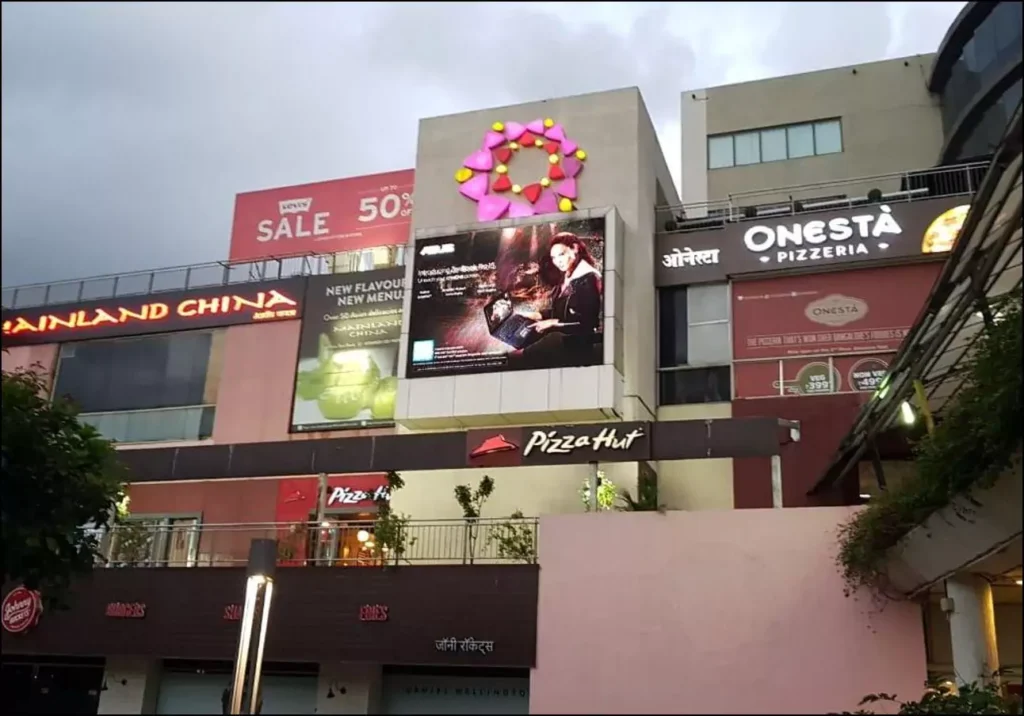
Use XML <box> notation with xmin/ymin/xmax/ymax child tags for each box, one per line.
<box><xmin>1</xmin><ymin>2</ymin><xmax>964</xmax><ymax>289</ymax></box>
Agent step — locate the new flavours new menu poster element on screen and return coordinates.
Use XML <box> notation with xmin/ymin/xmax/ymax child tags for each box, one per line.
<box><xmin>291</xmin><ymin>269</ymin><xmax>403</xmax><ymax>431</ymax></box>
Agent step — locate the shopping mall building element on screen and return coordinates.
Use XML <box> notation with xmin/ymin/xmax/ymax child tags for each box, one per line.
<box><xmin>2</xmin><ymin>3</ymin><xmax>1021</xmax><ymax>713</ymax></box>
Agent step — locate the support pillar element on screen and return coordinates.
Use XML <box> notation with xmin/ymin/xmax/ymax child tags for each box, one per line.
<box><xmin>945</xmin><ymin>575</ymin><xmax>1000</xmax><ymax>687</ymax></box>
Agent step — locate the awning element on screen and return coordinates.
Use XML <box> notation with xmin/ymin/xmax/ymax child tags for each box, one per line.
<box><xmin>809</xmin><ymin>100</ymin><xmax>1023</xmax><ymax>495</ymax></box>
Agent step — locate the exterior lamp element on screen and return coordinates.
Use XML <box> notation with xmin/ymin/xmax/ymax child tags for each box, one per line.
<box><xmin>899</xmin><ymin>400</ymin><xmax>916</xmax><ymax>425</ymax></box>
<box><xmin>229</xmin><ymin>539</ymin><xmax>277</xmax><ymax>715</ymax></box>
<box><xmin>356</xmin><ymin>530</ymin><xmax>370</xmax><ymax>543</ymax></box>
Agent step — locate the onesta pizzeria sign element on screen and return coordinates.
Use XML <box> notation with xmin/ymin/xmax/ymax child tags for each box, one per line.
<box><xmin>1</xmin><ymin>278</ymin><xmax>306</xmax><ymax>346</ymax></box>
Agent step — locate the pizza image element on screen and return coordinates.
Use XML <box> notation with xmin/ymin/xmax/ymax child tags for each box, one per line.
<box><xmin>922</xmin><ymin>204</ymin><xmax>970</xmax><ymax>254</ymax></box>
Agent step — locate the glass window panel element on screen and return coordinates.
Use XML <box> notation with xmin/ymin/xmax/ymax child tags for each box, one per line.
<box><xmin>687</xmin><ymin>322</ymin><xmax>731</xmax><ymax>365</ymax></box>
<box><xmin>659</xmin><ymin>366</ymin><xmax>732</xmax><ymax>405</ymax></box>
<box><xmin>658</xmin><ymin>288</ymin><xmax>688</xmax><ymax>367</ymax></box>
<box><xmin>787</xmin><ymin>124</ymin><xmax>815</xmax><ymax>158</ymax></box>
<box><xmin>708</xmin><ymin>136</ymin><xmax>734</xmax><ymax>169</ymax></box>
<box><xmin>760</xmin><ymin>128</ymin><xmax>787</xmax><ymax>162</ymax></box>
<box><xmin>687</xmin><ymin>283</ymin><xmax>729</xmax><ymax>324</ymax></box>
<box><xmin>814</xmin><ymin>120</ymin><xmax>843</xmax><ymax>155</ymax></box>
<box><xmin>733</xmin><ymin>131</ymin><xmax>761</xmax><ymax>165</ymax></box>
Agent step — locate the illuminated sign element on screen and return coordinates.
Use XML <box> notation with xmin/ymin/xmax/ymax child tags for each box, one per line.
<box><xmin>359</xmin><ymin>604</ymin><xmax>389</xmax><ymax>622</ymax></box>
<box><xmin>105</xmin><ymin>601</ymin><xmax>146</xmax><ymax>619</ymax></box>
<box><xmin>2</xmin><ymin>278</ymin><xmax>306</xmax><ymax>346</ymax></box>
<box><xmin>2</xmin><ymin>586</ymin><xmax>43</xmax><ymax>634</ymax></box>
<box><xmin>465</xmin><ymin>422</ymin><xmax>651</xmax><ymax>467</ymax></box>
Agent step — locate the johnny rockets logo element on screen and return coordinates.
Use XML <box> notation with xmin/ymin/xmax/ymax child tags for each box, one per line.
<box><xmin>2</xmin><ymin>289</ymin><xmax>299</xmax><ymax>339</ymax></box>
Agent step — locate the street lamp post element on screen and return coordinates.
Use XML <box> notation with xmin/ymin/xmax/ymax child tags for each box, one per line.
<box><xmin>229</xmin><ymin>539</ymin><xmax>277</xmax><ymax>715</ymax></box>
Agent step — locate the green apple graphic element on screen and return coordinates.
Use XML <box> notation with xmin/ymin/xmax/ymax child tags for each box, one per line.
<box><xmin>295</xmin><ymin>368</ymin><xmax>324</xmax><ymax>401</ymax></box>
<box><xmin>371</xmin><ymin>376</ymin><xmax>398</xmax><ymax>420</ymax></box>
<box><xmin>316</xmin><ymin>350</ymin><xmax>382</xmax><ymax>421</ymax></box>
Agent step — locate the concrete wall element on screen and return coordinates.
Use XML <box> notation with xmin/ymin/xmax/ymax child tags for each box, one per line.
<box><xmin>531</xmin><ymin>508</ymin><xmax>928</xmax><ymax>714</ymax></box>
<box><xmin>1</xmin><ymin>343</ymin><xmax>58</xmax><ymax>382</ymax></box>
<box><xmin>655</xmin><ymin>402</ymin><xmax>735</xmax><ymax>510</ymax></box>
<box><xmin>681</xmin><ymin>55</ymin><xmax>944</xmax><ymax>205</ymax></box>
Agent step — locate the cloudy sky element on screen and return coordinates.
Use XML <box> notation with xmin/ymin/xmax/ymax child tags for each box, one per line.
<box><xmin>1</xmin><ymin>1</ymin><xmax>964</xmax><ymax>288</ymax></box>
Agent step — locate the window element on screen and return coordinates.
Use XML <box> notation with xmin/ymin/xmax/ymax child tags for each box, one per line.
<box><xmin>104</xmin><ymin>517</ymin><xmax>200</xmax><ymax>567</ymax></box>
<box><xmin>52</xmin><ymin>330</ymin><xmax>222</xmax><ymax>443</ymax></box>
<box><xmin>657</xmin><ymin>283</ymin><xmax>732</xmax><ymax>405</ymax></box>
<box><xmin>708</xmin><ymin>119</ymin><xmax>843</xmax><ymax>168</ymax></box>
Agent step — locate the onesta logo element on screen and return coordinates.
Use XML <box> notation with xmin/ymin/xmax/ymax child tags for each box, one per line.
<box><xmin>420</xmin><ymin>243</ymin><xmax>455</xmax><ymax>256</ymax></box>
<box><xmin>805</xmin><ymin>294</ymin><xmax>868</xmax><ymax>327</ymax></box>
<box><xmin>743</xmin><ymin>206</ymin><xmax>903</xmax><ymax>266</ymax></box>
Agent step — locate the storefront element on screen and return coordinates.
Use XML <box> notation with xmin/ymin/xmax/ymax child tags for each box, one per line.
<box><xmin>153</xmin><ymin>660</ymin><xmax>317</xmax><ymax>714</ymax></box>
<box><xmin>380</xmin><ymin>666</ymin><xmax>529</xmax><ymax>715</ymax></box>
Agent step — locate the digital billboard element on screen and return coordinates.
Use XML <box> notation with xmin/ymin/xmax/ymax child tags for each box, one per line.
<box><xmin>229</xmin><ymin>170</ymin><xmax>414</xmax><ymax>262</ymax></box>
<box><xmin>406</xmin><ymin>217</ymin><xmax>605</xmax><ymax>378</ymax></box>
<box><xmin>1</xmin><ymin>278</ymin><xmax>306</xmax><ymax>347</ymax></box>
<box><xmin>291</xmin><ymin>269</ymin><xmax>403</xmax><ymax>431</ymax></box>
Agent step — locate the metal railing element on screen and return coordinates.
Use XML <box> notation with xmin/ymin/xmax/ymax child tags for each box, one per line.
<box><xmin>657</xmin><ymin>161</ymin><xmax>988</xmax><ymax>235</ymax></box>
<box><xmin>94</xmin><ymin>517</ymin><xmax>539</xmax><ymax>569</ymax></box>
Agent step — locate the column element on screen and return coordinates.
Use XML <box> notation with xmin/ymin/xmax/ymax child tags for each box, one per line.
<box><xmin>316</xmin><ymin>663</ymin><xmax>382</xmax><ymax>715</ymax></box>
<box><xmin>945</xmin><ymin>575</ymin><xmax>1000</xmax><ymax>687</ymax></box>
<box><xmin>97</xmin><ymin>657</ymin><xmax>161</xmax><ymax>715</ymax></box>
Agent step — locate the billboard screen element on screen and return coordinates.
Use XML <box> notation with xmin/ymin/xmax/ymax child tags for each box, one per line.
<box><xmin>229</xmin><ymin>170</ymin><xmax>414</xmax><ymax>263</ymax></box>
<box><xmin>1</xmin><ymin>278</ymin><xmax>306</xmax><ymax>348</ymax></box>
<box><xmin>291</xmin><ymin>269</ymin><xmax>403</xmax><ymax>432</ymax></box>
<box><xmin>656</xmin><ymin>196</ymin><xmax>971</xmax><ymax>287</ymax></box>
<box><xmin>406</xmin><ymin>217</ymin><xmax>606</xmax><ymax>378</ymax></box>
<box><xmin>732</xmin><ymin>262</ymin><xmax>940</xmax><ymax>398</ymax></box>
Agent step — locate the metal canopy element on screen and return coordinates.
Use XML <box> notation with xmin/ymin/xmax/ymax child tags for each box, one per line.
<box><xmin>810</xmin><ymin>101</ymin><xmax>1023</xmax><ymax>495</ymax></box>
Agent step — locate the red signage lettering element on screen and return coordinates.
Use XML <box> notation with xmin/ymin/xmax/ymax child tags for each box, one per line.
<box><xmin>2</xmin><ymin>290</ymin><xmax>298</xmax><ymax>339</ymax></box>
<box><xmin>223</xmin><ymin>604</ymin><xmax>243</xmax><ymax>621</ymax></box>
<box><xmin>105</xmin><ymin>602</ymin><xmax>146</xmax><ymax>619</ymax></box>
<box><xmin>359</xmin><ymin>604</ymin><xmax>389</xmax><ymax>622</ymax></box>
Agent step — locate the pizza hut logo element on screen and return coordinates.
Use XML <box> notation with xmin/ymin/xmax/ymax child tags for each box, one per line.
<box><xmin>327</xmin><ymin>486</ymin><xmax>390</xmax><ymax>507</ymax></box>
<box><xmin>2</xmin><ymin>586</ymin><xmax>43</xmax><ymax>634</ymax></box>
<box><xmin>469</xmin><ymin>435</ymin><xmax>519</xmax><ymax>459</ymax></box>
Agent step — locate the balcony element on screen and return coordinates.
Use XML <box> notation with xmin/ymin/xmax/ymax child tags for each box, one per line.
<box><xmin>657</xmin><ymin>161</ymin><xmax>988</xmax><ymax>235</ymax></box>
<box><xmin>94</xmin><ymin>516</ymin><xmax>539</xmax><ymax>569</ymax></box>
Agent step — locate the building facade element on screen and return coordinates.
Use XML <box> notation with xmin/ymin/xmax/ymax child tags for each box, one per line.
<box><xmin>2</xmin><ymin>18</ymin><xmax>1021</xmax><ymax>715</ymax></box>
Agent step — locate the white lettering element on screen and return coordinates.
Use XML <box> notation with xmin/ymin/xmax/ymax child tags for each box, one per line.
<box><xmin>420</xmin><ymin>243</ymin><xmax>455</xmax><ymax>256</ymax></box>
<box><xmin>522</xmin><ymin>426</ymin><xmax>645</xmax><ymax>458</ymax></box>
<box><xmin>662</xmin><ymin>247</ymin><xmax>720</xmax><ymax>268</ymax></box>
<box><xmin>743</xmin><ymin>206</ymin><xmax>903</xmax><ymax>266</ymax></box>
<box><xmin>327</xmin><ymin>486</ymin><xmax>391</xmax><ymax>506</ymax></box>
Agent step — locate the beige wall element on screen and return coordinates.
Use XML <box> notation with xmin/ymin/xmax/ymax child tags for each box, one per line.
<box><xmin>656</xmin><ymin>402</ymin><xmax>735</xmax><ymax>509</ymax></box>
<box><xmin>681</xmin><ymin>55</ymin><xmax>945</xmax><ymax>206</ymax></box>
<box><xmin>925</xmin><ymin>593</ymin><xmax>1023</xmax><ymax>682</ymax></box>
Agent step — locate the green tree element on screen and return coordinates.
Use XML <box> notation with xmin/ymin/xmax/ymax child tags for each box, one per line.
<box><xmin>1</xmin><ymin>365</ymin><xmax>126</xmax><ymax>606</ymax></box>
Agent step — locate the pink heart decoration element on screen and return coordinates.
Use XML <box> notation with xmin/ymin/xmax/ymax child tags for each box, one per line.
<box><xmin>508</xmin><ymin>201</ymin><xmax>534</xmax><ymax>219</ymax></box>
<box><xmin>561</xmin><ymin>139</ymin><xmax>578</xmax><ymax>155</ymax></box>
<box><xmin>477</xmin><ymin>195</ymin><xmax>510</xmax><ymax>222</ymax></box>
<box><xmin>533</xmin><ymin>189</ymin><xmax>559</xmax><ymax>216</ymax></box>
<box><xmin>561</xmin><ymin>157</ymin><xmax>582</xmax><ymax>178</ymax></box>
<box><xmin>503</xmin><ymin>121</ymin><xmax>526</xmax><ymax>140</ymax></box>
<box><xmin>555</xmin><ymin>178</ymin><xmax>578</xmax><ymax>200</ymax></box>
<box><xmin>463</xmin><ymin>150</ymin><xmax>493</xmax><ymax>172</ymax></box>
<box><xmin>458</xmin><ymin>172</ymin><xmax>489</xmax><ymax>202</ymax></box>
<box><xmin>544</xmin><ymin>124</ymin><xmax>566</xmax><ymax>142</ymax></box>
<box><xmin>483</xmin><ymin>131</ymin><xmax>505</xmax><ymax>150</ymax></box>
<box><xmin>526</xmin><ymin>119</ymin><xmax>546</xmax><ymax>134</ymax></box>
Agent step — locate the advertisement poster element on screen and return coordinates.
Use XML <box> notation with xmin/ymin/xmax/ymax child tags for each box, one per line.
<box><xmin>229</xmin><ymin>170</ymin><xmax>414</xmax><ymax>262</ymax></box>
<box><xmin>732</xmin><ymin>262</ymin><xmax>940</xmax><ymax>361</ymax></box>
<box><xmin>734</xmin><ymin>353</ymin><xmax>894</xmax><ymax>399</ymax></box>
<box><xmin>406</xmin><ymin>217</ymin><xmax>606</xmax><ymax>378</ymax></box>
<box><xmin>291</xmin><ymin>269</ymin><xmax>403</xmax><ymax>431</ymax></box>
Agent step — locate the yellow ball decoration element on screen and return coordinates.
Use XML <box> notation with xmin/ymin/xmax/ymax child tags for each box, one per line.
<box><xmin>496</xmin><ymin>164</ymin><xmax>508</xmax><ymax>175</ymax></box>
<box><xmin>543</xmin><ymin>118</ymin><xmax>554</xmax><ymax>128</ymax></box>
<box><xmin>548</xmin><ymin>154</ymin><xmax>559</xmax><ymax>165</ymax></box>
<box><xmin>575</xmin><ymin>149</ymin><xmax>587</xmax><ymax>161</ymax></box>
<box><xmin>534</xmin><ymin>138</ymin><xmax>544</xmax><ymax>148</ymax></box>
<box><xmin>558</xmin><ymin>198</ymin><xmax>574</xmax><ymax>213</ymax></box>
<box><xmin>492</xmin><ymin>121</ymin><xmax>505</xmax><ymax>132</ymax></box>
<box><xmin>512</xmin><ymin>184</ymin><xmax>522</xmax><ymax>194</ymax></box>
<box><xmin>509</xmin><ymin>141</ymin><xmax>520</xmax><ymax>150</ymax></box>
<box><xmin>540</xmin><ymin>177</ymin><xmax>551</xmax><ymax>188</ymax></box>
<box><xmin>455</xmin><ymin>167</ymin><xmax>473</xmax><ymax>183</ymax></box>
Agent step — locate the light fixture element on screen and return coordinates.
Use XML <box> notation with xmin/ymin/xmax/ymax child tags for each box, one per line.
<box><xmin>229</xmin><ymin>539</ymin><xmax>277</xmax><ymax>715</ymax></box>
<box><xmin>364</xmin><ymin>541</ymin><xmax>375</xmax><ymax>550</ymax></box>
<box><xmin>900</xmin><ymin>400</ymin><xmax>916</xmax><ymax>425</ymax></box>
<box><xmin>356</xmin><ymin>530</ymin><xmax>370</xmax><ymax>543</ymax></box>
<box><xmin>859</xmin><ymin>493</ymin><xmax>872</xmax><ymax>500</ymax></box>
<box><xmin>1016</xmin><ymin>579</ymin><xmax>1022</xmax><ymax>586</ymax></box>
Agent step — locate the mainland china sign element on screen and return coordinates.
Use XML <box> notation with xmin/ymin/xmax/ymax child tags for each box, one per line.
<box><xmin>466</xmin><ymin>422</ymin><xmax>649</xmax><ymax>466</ymax></box>
<box><xmin>2</xmin><ymin>278</ymin><xmax>305</xmax><ymax>347</ymax></box>
<box><xmin>655</xmin><ymin>197</ymin><xmax>970</xmax><ymax>287</ymax></box>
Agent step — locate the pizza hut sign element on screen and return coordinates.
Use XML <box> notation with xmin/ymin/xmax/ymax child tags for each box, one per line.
<box><xmin>2</xmin><ymin>586</ymin><xmax>43</xmax><ymax>634</ymax></box>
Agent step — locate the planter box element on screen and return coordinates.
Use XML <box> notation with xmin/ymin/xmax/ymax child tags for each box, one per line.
<box><xmin>882</xmin><ymin>457</ymin><xmax>1023</xmax><ymax>596</ymax></box>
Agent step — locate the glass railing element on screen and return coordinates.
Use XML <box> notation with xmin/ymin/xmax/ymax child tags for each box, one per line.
<box><xmin>79</xmin><ymin>405</ymin><xmax>215</xmax><ymax>444</ymax></box>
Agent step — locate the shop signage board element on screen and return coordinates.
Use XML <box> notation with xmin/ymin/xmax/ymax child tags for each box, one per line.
<box><xmin>1</xmin><ymin>586</ymin><xmax>43</xmax><ymax>634</ymax></box>
<box><xmin>466</xmin><ymin>422</ymin><xmax>650</xmax><ymax>468</ymax></box>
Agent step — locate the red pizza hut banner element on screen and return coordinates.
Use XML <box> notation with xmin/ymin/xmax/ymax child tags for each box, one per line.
<box><xmin>2</xmin><ymin>586</ymin><xmax>43</xmax><ymax>634</ymax></box>
<box><xmin>1</xmin><ymin>278</ymin><xmax>306</xmax><ymax>347</ymax></box>
<box><xmin>275</xmin><ymin>473</ymin><xmax>390</xmax><ymax>523</ymax></box>
<box><xmin>229</xmin><ymin>170</ymin><xmax>415</xmax><ymax>262</ymax></box>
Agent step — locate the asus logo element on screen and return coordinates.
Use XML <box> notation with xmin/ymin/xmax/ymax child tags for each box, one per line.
<box><xmin>420</xmin><ymin>243</ymin><xmax>455</xmax><ymax>256</ymax></box>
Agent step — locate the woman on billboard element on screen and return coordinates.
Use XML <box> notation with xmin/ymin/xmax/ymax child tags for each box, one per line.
<box><xmin>521</xmin><ymin>231</ymin><xmax>603</xmax><ymax>361</ymax></box>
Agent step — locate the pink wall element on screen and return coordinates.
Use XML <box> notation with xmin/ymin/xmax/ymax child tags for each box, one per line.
<box><xmin>211</xmin><ymin>321</ymin><xmax>392</xmax><ymax>444</ymax></box>
<box><xmin>1</xmin><ymin>344</ymin><xmax>58</xmax><ymax>385</ymax></box>
<box><xmin>532</xmin><ymin>508</ymin><xmax>925</xmax><ymax>715</ymax></box>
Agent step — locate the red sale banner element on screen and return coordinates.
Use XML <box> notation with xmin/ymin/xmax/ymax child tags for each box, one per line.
<box><xmin>229</xmin><ymin>170</ymin><xmax>414</xmax><ymax>262</ymax></box>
